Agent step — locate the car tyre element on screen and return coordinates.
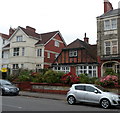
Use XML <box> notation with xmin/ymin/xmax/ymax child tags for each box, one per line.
<box><xmin>100</xmin><ymin>99</ymin><xmax>111</xmax><ymax>109</ymax></box>
<box><xmin>67</xmin><ymin>96</ymin><xmax>76</xmax><ymax>105</ymax></box>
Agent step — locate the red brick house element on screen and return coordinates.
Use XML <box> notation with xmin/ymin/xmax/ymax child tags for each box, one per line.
<box><xmin>52</xmin><ymin>34</ymin><xmax>98</xmax><ymax>77</ymax></box>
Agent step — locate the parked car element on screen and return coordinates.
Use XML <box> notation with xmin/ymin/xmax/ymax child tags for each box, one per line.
<box><xmin>0</xmin><ymin>79</ymin><xmax>19</xmax><ymax>96</ymax></box>
<box><xmin>66</xmin><ymin>84</ymin><xmax>120</xmax><ymax>109</ymax></box>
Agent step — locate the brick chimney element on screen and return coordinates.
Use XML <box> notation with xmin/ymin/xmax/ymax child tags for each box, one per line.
<box><xmin>84</xmin><ymin>33</ymin><xmax>89</xmax><ymax>44</ymax></box>
<box><xmin>26</xmin><ymin>26</ymin><xmax>36</xmax><ymax>32</ymax></box>
<box><xmin>9</xmin><ymin>27</ymin><xmax>15</xmax><ymax>36</ymax></box>
<box><xmin>104</xmin><ymin>0</ymin><xmax>113</xmax><ymax>13</ymax></box>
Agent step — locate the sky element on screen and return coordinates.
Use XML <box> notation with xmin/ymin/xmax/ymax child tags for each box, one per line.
<box><xmin>0</xmin><ymin>0</ymin><xmax>120</xmax><ymax>45</ymax></box>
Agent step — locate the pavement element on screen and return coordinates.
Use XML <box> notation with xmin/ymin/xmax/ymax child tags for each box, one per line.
<box><xmin>19</xmin><ymin>91</ymin><xmax>66</xmax><ymax>101</ymax></box>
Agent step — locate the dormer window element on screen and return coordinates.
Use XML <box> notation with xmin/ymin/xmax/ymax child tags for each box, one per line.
<box><xmin>69</xmin><ymin>50</ymin><xmax>77</xmax><ymax>57</ymax></box>
<box><xmin>16</xmin><ymin>35</ymin><xmax>23</xmax><ymax>42</ymax></box>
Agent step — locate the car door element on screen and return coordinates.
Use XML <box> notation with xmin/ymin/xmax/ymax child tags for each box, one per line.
<box><xmin>84</xmin><ymin>86</ymin><xmax>101</xmax><ymax>103</ymax></box>
<box><xmin>74</xmin><ymin>85</ymin><xmax>86</xmax><ymax>102</ymax></box>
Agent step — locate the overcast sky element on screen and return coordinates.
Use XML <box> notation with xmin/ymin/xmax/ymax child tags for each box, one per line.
<box><xmin>0</xmin><ymin>0</ymin><xmax>120</xmax><ymax>44</ymax></box>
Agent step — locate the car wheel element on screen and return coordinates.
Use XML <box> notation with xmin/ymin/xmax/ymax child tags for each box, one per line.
<box><xmin>67</xmin><ymin>96</ymin><xmax>76</xmax><ymax>105</ymax></box>
<box><xmin>100</xmin><ymin>99</ymin><xmax>110</xmax><ymax>109</ymax></box>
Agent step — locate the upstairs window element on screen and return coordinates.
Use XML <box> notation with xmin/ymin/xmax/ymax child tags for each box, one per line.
<box><xmin>16</xmin><ymin>36</ymin><xmax>23</xmax><ymax>42</ymax></box>
<box><xmin>55</xmin><ymin>40</ymin><xmax>59</xmax><ymax>47</ymax></box>
<box><xmin>13</xmin><ymin>48</ymin><xmax>19</xmax><ymax>56</ymax></box>
<box><xmin>22</xmin><ymin>47</ymin><xmax>25</xmax><ymax>56</ymax></box>
<box><xmin>104</xmin><ymin>40</ymin><xmax>118</xmax><ymax>55</ymax></box>
<box><xmin>104</xmin><ymin>19</ymin><xmax>117</xmax><ymax>30</ymax></box>
<box><xmin>37</xmin><ymin>49</ymin><xmax>42</xmax><ymax>57</ymax></box>
<box><xmin>69</xmin><ymin>50</ymin><xmax>77</xmax><ymax>57</ymax></box>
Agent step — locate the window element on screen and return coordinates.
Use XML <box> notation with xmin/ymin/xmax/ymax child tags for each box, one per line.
<box><xmin>53</xmin><ymin>66</ymin><xmax>70</xmax><ymax>73</ymax></box>
<box><xmin>55</xmin><ymin>54</ymin><xmax>58</xmax><ymax>59</ymax></box>
<box><xmin>13</xmin><ymin>48</ymin><xmax>19</xmax><ymax>56</ymax></box>
<box><xmin>69</xmin><ymin>50</ymin><xmax>77</xmax><ymax>57</ymax></box>
<box><xmin>3</xmin><ymin>39</ymin><xmax>5</xmax><ymax>45</ymax></box>
<box><xmin>77</xmin><ymin>65</ymin><xmax>97</xmax><ymax>77</ymax></box>
<box><xmin>13</xmin><ymin>64</ymin><xmax>19</xmax><ymax>69</ymax></box>
<box><xmin>75</xmin><ymin>85</ymin><xmax>85</xmax><ymax>91</ymax></box>
<box><xmin>104</xmin><ymin>19</ymin><xmax>117</xmax><ymax>30</ymax></box>
<box><xmin>21</xmin><ymin>64</ymin><xmax>24</xmax><ymax>68</ymax></box>
<box><xmin>85</xmin><ymin>86</ymin><xmax>95</xmax><ymax>92</ymax></box>
<box><xmin>16</xmin><ymin>36</ymin><xmax>23</xmax><ymax>42</ymax></box>
<box><xmin>47</xmin><ymin>52</ymin><xmax>50</xmax><ymax>58</ymax></box>
<box><xmin>104</xmin><ymin>20</ymin><xmax>110</xmax><ymax>30</ymax></box>
<box><xmin>37</xmin><ymin>49</ymin><xmax>42</xmax><ymax>57</ymax></box>
<box><xmin>111</xmin><ymin>19</ymin><xmax>117</xmax><ymax>29</ymax></box>
<box><xmin>55</xmin><ymin>40</ymin><xmax>59</xmax><ymax>47</ymax></box>
<box><xmin>104</xmin><ymin>40</ymin><xmax>118</xmax><ymax>55</ymax></box>
<box><xmin>22</xmin><ymin>47</ymin><xmax>25</xmax><ymax>56</ymax></box>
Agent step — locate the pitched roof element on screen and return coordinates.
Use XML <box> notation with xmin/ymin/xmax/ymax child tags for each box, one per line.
<box><xmin>63</xmin><ymin>39</ymin><xmax>97</xmax><ymax>60</ymax></box>
<box><xmin>98</xmin><ymin>8</ymin><xmax>120</xmax><ymax>18</ymax></box>
<box><xmin>20</xmin><ymin>27</ymin><xmax>40</xmax><ymax>39</ymax></box>
<box><xmin>0</xmin><ymin>33</ymin><xmax>9</xmax><ymax>39</ymax></box>
<box><xmin>19</xmin><ymin>26</ymin><xmax>59</xmax><ymax>45</ymax></box>
<box><xmin>35</xmin><ymin>31</ymin><xmax>59</xmax><ymax>45</ymax></box>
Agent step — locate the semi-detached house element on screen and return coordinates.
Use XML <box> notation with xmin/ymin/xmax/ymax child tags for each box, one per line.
<box><xmin>2</xmin><ymin>26</ymin><xmax>66</xmax><ymax>74</ymax></box>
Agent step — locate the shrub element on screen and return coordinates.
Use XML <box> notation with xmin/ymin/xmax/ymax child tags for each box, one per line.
<box><xmin>104</xmin><ymin>68</ymin><xmax>117</xmax><ymax>76</ymax></box>
<box><xmin>97</xmin><ymin>75</ymin><xmax>118</xmax><ymax>87</ymax></box>
<box><xmin>44</xmin><ymin>70</ymin><xmax>63</xmax><ymax>83</ymax></box>
<box><xmin>61</xmin><ymin>72</ymin><xmax>80</xmax><ymax>85</ymax></box>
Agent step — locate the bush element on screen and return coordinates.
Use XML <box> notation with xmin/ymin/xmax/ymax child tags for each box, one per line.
<box><xmin>97</xmin><ymin>75</ymin><xmax>118</xmax><ymax>87</ymax></box>
<box><xmin>104</xmin><ymin>68</ymin><xmax>117</xmax><ymax>76</ymax></box>
<box><xmin>61</xmin><ymin>72</ymin><xmax>80</xmax><ymax>85</ymax></box>
<box><xmin>44</xmin><ymin>70</ymin><xmax>64</xmax><ymax>83</ymax></box>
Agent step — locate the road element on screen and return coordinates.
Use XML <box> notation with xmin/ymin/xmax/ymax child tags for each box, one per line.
<box><xmin>2</xmin><ymin>96</ymin><xmax>120</xmax><ymax>111</ymax></box>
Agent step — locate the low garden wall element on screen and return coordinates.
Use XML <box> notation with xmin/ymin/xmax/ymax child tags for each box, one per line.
<box><xmin>14</xmin><ymin>82</ymin><xmax>70</xmax><ymax>94</ymax></box>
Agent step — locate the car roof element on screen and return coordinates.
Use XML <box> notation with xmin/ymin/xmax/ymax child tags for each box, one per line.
<box><xmin>72</xmin><ymin>83</ymin><xmax>95</xmax><ymax>87</ymax></box>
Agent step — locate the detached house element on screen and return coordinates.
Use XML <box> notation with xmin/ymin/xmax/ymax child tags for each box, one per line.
<box><xmin>97</xmin><ymin>0</ymin><xmax>120</xmax><ymax>77</ymax></box>
<box><xmin>52</xmin><ymin>34</ymin><xmax>98</xmax><ymax>77</ymax></box>
<box><xmin>2</xmin><ymin>26</ymin><xmax>66</xmax><ymax>74</ymax></box>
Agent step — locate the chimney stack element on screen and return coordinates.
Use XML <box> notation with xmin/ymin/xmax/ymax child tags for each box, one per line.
<box><xmin>26</xmin><ymin>26</ymin><xmax>36</xmax><ymax>32</ymax></box>
<box><xmin>104</xmin><ymin>0</ymin><xmax>113</xmax><ymax>13</ymax></box>
<box><xmin>9</xmin><ymin>27</ymin><xmax>15</xmax><ymax>36</ymax></box>
<box><xmin>84</xmin><ymin>33</ymin><xmax>89</xmax><ymax>44</ymax></box>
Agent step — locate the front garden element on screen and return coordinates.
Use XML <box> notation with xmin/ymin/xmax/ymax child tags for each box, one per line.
<box><xmin>6</xmin><ymin>68</ymin><xmax>120</xmax><ymax>94</ymax></box>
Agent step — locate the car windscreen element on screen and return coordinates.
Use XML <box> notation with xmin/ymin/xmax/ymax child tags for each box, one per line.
<box><xmin>95</xmin><ymin>85</ymin><xmax>109</xmax><ymax>92</ymax></box>
<box><xmin>0</xmin><ymin>80</ymin><xmax>12</xmax><ymax>85</ymax></box>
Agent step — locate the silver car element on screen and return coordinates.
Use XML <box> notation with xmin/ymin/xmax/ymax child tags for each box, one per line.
<box><xmin>67</xmin><ymin>84</ymin><xmax>120</xmax><ymax>109</ymax></box>
<box><xmin>0</xmin><ymin>79</ymin><xmax>19</xmax><ymax>96</ymax></box>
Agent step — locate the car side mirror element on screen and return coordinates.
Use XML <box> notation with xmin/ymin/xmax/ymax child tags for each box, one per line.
<box><xmin>94</xmin><ymin>90</ymin><xmax>98</xmax><ymax>94</ymax></box>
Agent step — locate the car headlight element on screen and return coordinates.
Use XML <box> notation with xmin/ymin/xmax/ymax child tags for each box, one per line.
<box><xmin>112</xmin><ymin>95</ymin><xmax>118</xmax><ymax>100</ymax></box>
<box><xmin>4</xmin><ymin>87</ymin><xmax>10</xmax><ymax>91</ymax></box>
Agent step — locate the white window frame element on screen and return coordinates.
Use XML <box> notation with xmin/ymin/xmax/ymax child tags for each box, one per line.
<box><xmin>13</xmin><ymin>48</ymin><xmax>19</xmax><ymax>56</ymax></box>
<box><xmin>22</xmin><ymin>47</ymin><xmax>25</xmax><ymax>56</ymax></box>
<box><xmin>47</xmin><ymin>52</ymin><xmax>50</xmax><ymax>58</ymax></box>
<box><xmin>37</xmin><ymin>49</ymin><xmax>42</xmax><ymax>57</ymax></box>
<box><xmin>55</xmin><ymin>40</ymin><xmax>59</xmax><ymax>47</ymax></box>
<box><xmin>16</xmin><ymin>35</ymin><xmax>23</xmax><ymax>42</ymax></box>
<box><xmin>104</xmin><ymin>40</ymin><xmax>118</xmax><ymax>55</ymax></box>
<box><xmin>77</xmin><ymin>65</ymin><xmax>97</xmax><ymax>77</ymax></box>
<box><xmin>13</xmin><ymin>64</ymin><xmax>19</xmax><ymax>69</ymax></box>
<box><xmin>53</xmin><ymin>66</ymin><xmax>70</xmax><ymax>73</ymax></box>
<box><xmin>104</xmin><ymin>19</ymin><xmax>117</xmax><ymax>30</ymax></box>
<box><xmin>69</xmin><ymin>50</ymin><xmax>77</xmax><ymax>57</ymax></box>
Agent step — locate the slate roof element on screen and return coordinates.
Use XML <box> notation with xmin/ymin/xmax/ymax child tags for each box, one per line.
<box><xmin>63</xmin><ymin>38</ymin><xmax>97</xmax><ymax>60</ymax></box>
<box><xmin>35</xmin><ymin>31</ymin><xmax>59</xmax><ymax>45</ymax></box>
<box><xmin>0</xmin><ymin>33</ymin><xmax>9</xmax><ymax>39</ymax></box>
<box><xmin>20</xmin><ymin>26</ymin><xmax>59</xmax><ymax>45</ymax></box>
<box><xmin>98</xmin><ymin>8</ymin><xmax>120</xmax><ymax>18</ymax></box>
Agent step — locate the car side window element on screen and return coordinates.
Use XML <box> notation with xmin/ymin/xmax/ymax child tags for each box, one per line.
<box><xmin>85</xmin><ymin>86</ymin><xmax>95</xmax><ymax>92</ymax></box>
<box><xmin>75</xmin><ymin>85</ymin><xmax>85</xmax><ymax>91</ymax></box>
